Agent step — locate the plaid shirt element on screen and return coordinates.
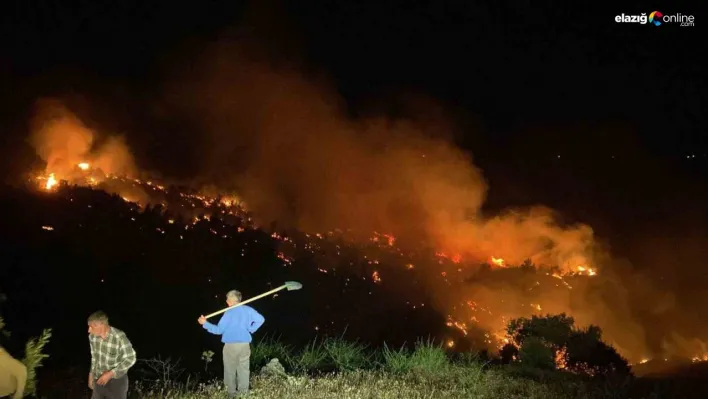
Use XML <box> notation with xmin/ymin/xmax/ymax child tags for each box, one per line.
<box><xmin>89</xmin><ymin>327</ymin><xmax>136</xmax><ymax>379</ymax></box>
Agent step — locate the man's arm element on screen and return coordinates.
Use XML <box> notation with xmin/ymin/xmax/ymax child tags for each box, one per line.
<box><xmin>89</xmin><ymin>337</ymin><xmax>96</xmax><ymax>385</ymax></box>
<box><xmin>111</xmin><ymin>333</ymin><xmax>137</xmax><ymax>379</ymax></box>
<box><xmin>203</xmin><ymin>311</ymin><xmax>230</xmax><ymax>335</ymax></box>
<box><xmin>89</xmin><ymin>337</ymin><xmax>96</xmax><ymax>372</ymax></box>
<box><xmin>248</xmin><ymin>308</ymin><xmax>265</xmax><ymax>333</ymax></box>
<box><xmin>11</xmin><ymin>361</ymin><xmax>27</xmax><ymax>399</ymax></box>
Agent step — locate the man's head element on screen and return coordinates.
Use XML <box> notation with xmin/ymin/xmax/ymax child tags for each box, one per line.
<box><xmin>87</xmin><ymin>311</ymin><xmax>110</xmax><ymax>337</ymax></box>
<box><xmin>226</xmin><ymin>290</ymin><xmax>242</xmax><ymax>307</ymax></box>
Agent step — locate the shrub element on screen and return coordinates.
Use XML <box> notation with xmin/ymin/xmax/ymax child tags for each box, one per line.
<box><xmin>518</xmin><ymin>337</ymin><xmax>556</xmax><ymax>370</ymax></box>
<box><xmin>250</xmin><ymin>334</ymin><xmax>293</xmax><ymax>370</ymax></box>
<box><xmin>506</xmin><ymin>314</ymin><xmax>630</xmax><ymax>377</ymax></box>
<box><xmin>135</xmin><ymin>356</ymin><xmax>188</xmax><ymax>393</ymax></box>
<box><xmin>507</xmin><ymin>314</ymin><xmax>574</xmax><ymax>349</ymax></box>
<box><xmin>565</xmin><ymin>329</ymin><xmax>630</xmax><ymax>377</ymax></box>
<box><xmin>408</xmin><ymin>338</ymin><xmax>448</xmax><ymax>374</ymax></box>
<box><xmin>381</xmin><ymin>338</ymin><xmax>449</xmax><ymax>376</ymax></box>
<box><xmin>22</xmin><ymin>328</ymin><xmax>52</xmax><ymax>396</ymax></box>
<box><xmin>381</xmin><ymin>343</ymin><xmax>411</xmax><ymax>374</ymax></box>
<box><xmin>291</xmin><ymin>338</ymin><xmax>328</xmax><ymax>374</ymax></box>
<box><xmin>324</xmin><ymin>337</ymin><xmax>369</xmax><ymax>371</ymax></box>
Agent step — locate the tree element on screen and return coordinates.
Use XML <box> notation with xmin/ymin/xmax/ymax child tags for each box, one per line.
<box><xmin>565</xmin><ymin>327</ymin><xmax>630</xmax><ymax>376</ymax></box>
<box><xmin>499</xmin><ymin>343</ymin><xmax>518</xmax><ymax>364</ymax></box>
<box><xmin>518</xmin><ymin>337</ymin><xmax>556</xmax><ymax>370</ymax></box>
<box><xmin>507</xmin><ymin>313</ymin><xmax>575</xmax><ymax>350</ymax></box>
<box><xmin>504</xmin><ymin>314</ymin><xmax>630</xmax><ymax>377</ymax></box>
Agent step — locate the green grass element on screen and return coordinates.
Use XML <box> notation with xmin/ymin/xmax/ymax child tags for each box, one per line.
<box><xmin>323</xmin><ymin>337</ymin><xmax>370</xmax><ymax>371</ymax></box>
<box><xmin>135</xmin><ymin>366</ymin><xmax>589</xmax><ymax>399</ymax></box>
<box><xmin>290</xmin><ymin>338</ymin><xmax>328</xmax><ymax>374</ymax></box>
<box><xmin>131</xmin><ymin>336</ymin><xmax>671</xmax><ymax>399</ymax></box>
<box><xmin>8</xmin><ymin>332</ymin><xmax>677</xmax><ymax>399</ymax></box>
<box><xmin>381</xmin><ymin>338</ymin><xmax>450</xmax><ymax>376</ymax></box>
<box><xmin>250</xmin><ymin>334</ymin><xmax>293</xmax><ymax>370</ymax></box>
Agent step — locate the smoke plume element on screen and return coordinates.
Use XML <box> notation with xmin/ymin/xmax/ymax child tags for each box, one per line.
<box><xmin>163</xmin><ymin>41</ymin><xmax>596</xmax><ymax>272</ymax></box>
<box><xmin>28</xmin><ymin>98</ymin><xmax>137</xmax><ymax>179</ymax></box>
<box><xmin>153</xmin><ymin>38</ymin><xmax>662</xmax><ymax>360</ymax></box>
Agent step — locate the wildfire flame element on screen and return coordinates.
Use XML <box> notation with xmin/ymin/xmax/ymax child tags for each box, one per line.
<box><xmin>555</xmin><ymin>347</ymin><xmax>568</xmax><ymax>369</ymax></box>
<box><xmin>576</xmin><ymin>266</ymin><xmax>597</xmax><ymax>276</ymax></box>
<box><xmin>692</xmin><ymin>354</ymin><xmax>708</xmax><ymax>363</ymax></box>
<box><xmin>45</xmin><ymin>173</ymin><xmax>57</xmax><ymax>190</ymax></box>
<box><xmin>372</xmin><ymin>271</ymin><xmax>381</xmax><ymax>283</ymax></box>
<box><xmin>491</xmin><ymin>256</ymin><xmax>505</xmax><ymax>267</ymax></box>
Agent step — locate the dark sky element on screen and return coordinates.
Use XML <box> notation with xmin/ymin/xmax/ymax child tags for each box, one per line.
<box><xmin>0</xmin><ymin>0</ymin><xmax>704</xmax><ymax>223</ymax></box>
<box><xmin>1</xmin><ymin>0</ymin><xmax>705</xmax><ymax>152</ymax></box>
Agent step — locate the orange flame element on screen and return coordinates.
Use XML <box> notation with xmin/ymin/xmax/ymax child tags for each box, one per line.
<box><xmin>45</xmin><ymin>173</ymin><xmax>58</xmax><ymax>190</ymax></box>
<box><xmin>372</xmin><ymin>271</ymin><xmax>381</xmax><ymax>283</ymax></box>
<box><xmin>491</xmin><ymin>256</ymin><xmax>505</xmax><ymax>267</ymax></box>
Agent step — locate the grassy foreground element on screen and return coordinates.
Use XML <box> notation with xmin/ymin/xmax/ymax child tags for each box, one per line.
<box><xmin>136</xmin><ymin>368</ymin><xmax>587</xmax><ymax>399</ymax></box>
<box><xmin>131</xmin><ymin>338</ymin><xmax>645</xmax><ymax>399</ymax></box>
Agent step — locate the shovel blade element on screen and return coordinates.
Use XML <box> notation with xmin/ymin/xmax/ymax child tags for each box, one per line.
<box><xmin>284</xmin><ymin>281</ymin><xmax>303</xmax><ymax>291</ymax></box>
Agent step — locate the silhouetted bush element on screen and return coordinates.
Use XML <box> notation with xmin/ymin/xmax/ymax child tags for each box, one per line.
<box><xmin>506</xmin><ymin>314</ymin><xmax>630</xmax><ymax>377</ymax></box>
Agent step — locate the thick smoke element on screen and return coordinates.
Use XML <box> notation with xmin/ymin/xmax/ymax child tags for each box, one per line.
<box><xmin>155</xmin><ymin>40</ymin><xmax>661</xmax><ymax>360</ymax></box>
<box><xmin>28</xmin><ymin>98</ymin><xmax>137</xmax><ymax>179</ymax></box>
<box><xmin>163</xmin><ymin>41</ymin><xmax>596</xmax><ymax>272</ymax></box>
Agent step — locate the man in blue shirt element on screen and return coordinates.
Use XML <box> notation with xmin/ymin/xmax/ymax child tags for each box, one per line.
<box><xmin>198</xmin><ymin>290</ymin><xmax>265</xmax><ymax>397</ymax></box>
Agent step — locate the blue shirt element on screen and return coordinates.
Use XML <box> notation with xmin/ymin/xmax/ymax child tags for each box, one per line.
<box><xmin>203</xmin><ymin>305</ymin><xmax>265</xmax><ymax>343</ymax></box>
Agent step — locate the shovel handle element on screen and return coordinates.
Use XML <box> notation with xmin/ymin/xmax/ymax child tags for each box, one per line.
<box><xmin>204</xmin><ymin>285</ymin><xmax>287</xmax><ymax>319</ymax></box>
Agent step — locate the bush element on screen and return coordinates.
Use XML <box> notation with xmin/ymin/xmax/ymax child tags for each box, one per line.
<box><xmin>251</xmin><ymin>334</ymin><xmax>293</xmax><ymax>370</ymax></box>
<box><xmin>135</xmin><ymin>356</ymin><xmax>187</xmax><ymax>393</ymax></box>
<box><xmin>21</xmin><ymin>328</ymin><xmax>52</xmax><ymax>395</ymax></box>
<box><xmin>381</xmin><ymin>343</ymin><xmax>411</xmax><ymax>374</ymax></box>
<box><xmin>506</xmin><ymin>314</ymin><xmax>630</xmax><ymax>377</ymax></box>
<box><xmin>324</xmin><ymin>337</ymin><xmax>369</xmax><ymax>371</ymax></box>
<box><xmin>1</xmin><ymin>308</ymin><xmax>52</xmax><ymax>396</ymax></box>
<box><xmin>291</xmin><ymin>338</ymin><xmax>328</xmax><ymax>374</ymax></box>
<box><xmin>518</xmin><ymin>337</ymin><xmax>556</xmax><ymax>370</ymax></box>
<box><xmin>565</xmin><ymin>328</ymin><xmax>631</xmax><ymax>377</ymax></box>
<box><xmin>380</xmin><ymin>338</ymin><xmax>449</xmax><ymax>376</ymax></box>
<box><xmin>408</xmin><ymin>339</ymin><xmax>449</xmax><ymax>374</ymax></box>
<box><xmin>507</xmin><ymin>314</ymin><xmax>574</xmax><ymax>349</ymax></box>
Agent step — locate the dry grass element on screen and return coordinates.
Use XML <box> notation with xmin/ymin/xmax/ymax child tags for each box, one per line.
<box><xmin>135</xmin><ymin>366</ymin><xmax>585</xmax><ymax>399</ymax></box>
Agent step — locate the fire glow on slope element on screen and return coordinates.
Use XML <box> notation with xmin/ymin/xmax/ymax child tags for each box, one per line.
<box><xmin>25</xmin><ymin>103</ymin><xmax>610</xmax><ymax>360</ymax></box>
<box><xmin>25</xmin><ymin>94</ymin><xmax>708</xmax><ymax>365</ymax></box>
<box><xmin>30</xmin><ymin>167</ymin><xmax>708</xmax><ymax>365</ymax></box>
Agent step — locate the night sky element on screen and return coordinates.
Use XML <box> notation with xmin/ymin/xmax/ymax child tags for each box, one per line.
<box><xmin>1</xmin><ymin>1</ymin><xmax>705</xmax><ymax>158</ymax></box>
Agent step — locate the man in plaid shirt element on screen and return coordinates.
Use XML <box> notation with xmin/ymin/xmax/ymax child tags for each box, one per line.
<box><xmin>87</xmin><ymin>311</ymin><xmax>136</xmax><ymax>399</ymax></box>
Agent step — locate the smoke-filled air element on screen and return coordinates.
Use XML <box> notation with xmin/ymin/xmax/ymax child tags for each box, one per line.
<box><xmin>162</xmin><ymin>41</ymin><xmax>596</xmax><ymax>271</ymax></box>
<box><xmin>24</xmin><ymin>38</ymin><xmax>708</xmax><ymax>365</ymax></box>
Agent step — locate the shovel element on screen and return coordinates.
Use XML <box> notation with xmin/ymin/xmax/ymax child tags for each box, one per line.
<box><xmin>204</xmin><ymin>281</ymin><xmax>303</xmax><ymax>319</ymax></box>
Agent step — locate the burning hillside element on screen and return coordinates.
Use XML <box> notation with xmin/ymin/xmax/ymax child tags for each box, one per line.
<box><xmin>27</xmin><ymin>156</ymin><xmax>614</xmax><ymax>360</ymax></box>
<box><xmin>26</xmin><ymin>154</ymin><xmax>708</xmax><ymax>366</ymax></box>
<box><xmin>18</xmin><ymin>40</ymin><xmax>708</xmax><ymax>365</ymax></box>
